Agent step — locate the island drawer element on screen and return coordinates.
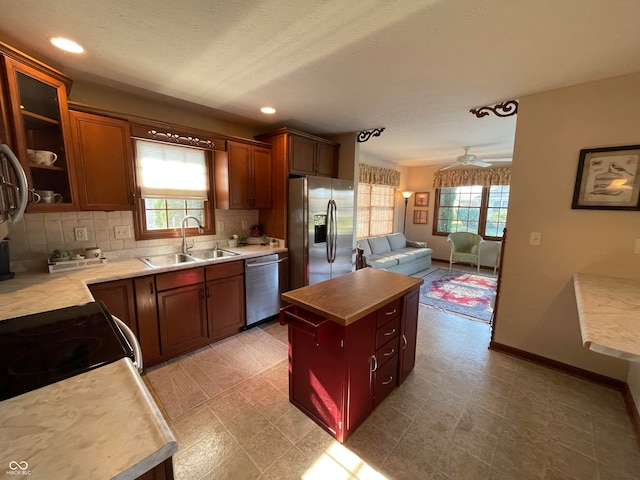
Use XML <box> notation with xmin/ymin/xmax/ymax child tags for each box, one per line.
<box><xmin>376</xmin><ymin>316</ymin><xmax>400</xmax><ymax>349</ymax></box>
<box><xmin>374</xmin><ymin>353</ymin><xmax>398</xmax><ymax>407</ymax></box>
<box><xmin>279</xmin><ymin>304</ymin><xmax>342</xmax><ymax>346</ymax></box>
<box><xmin>376</xmin><ymin>298</ymin><xmax>401</xmax><ymax>327</ymax></box>
<box><xmin>376</xmin><ymin>336</ymin><xmax>399</xmax><ymax>368</ymax></box>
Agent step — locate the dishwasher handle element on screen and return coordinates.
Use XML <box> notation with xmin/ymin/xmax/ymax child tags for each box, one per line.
<box><xmin>246</xmin><ymin>258</ymin><xmax>287</xmax><ymax>268</ymax></box>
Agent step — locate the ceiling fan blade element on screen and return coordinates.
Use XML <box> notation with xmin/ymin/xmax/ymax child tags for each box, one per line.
<box><xmin>472</xmin><ymin>160</ymin><xmax>492</xmax><ymax>167</ymax></box>
<box><xmin>439</xmin><ymin>163</ymin><xmax>458</xmax><ymax>171</ymax></box>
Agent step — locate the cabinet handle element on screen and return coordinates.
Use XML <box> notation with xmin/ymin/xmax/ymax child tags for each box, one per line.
<box><xmin>149</xmin><ymin>281</ymin><xmax>154</xmax><ymax>295</ymax></box>
<box><xmin>402</xmin><ymin>334</ymin><xmax>407</xmax><ymax>350</ymax></box>
<box><xmin>371</xmin><ymin>354</ymin><xmax>378</xmax><ymax>372</ymax></box>
<box><xmin>206</xmin><ymin>287</ymin><xmax>211</xmax><ymax>298</ymax></box>
<box><xmin>384</xmin><ymin>328</ymin><xmax>397</xmax><ymax>336</ymax></box>
<box><xmin>385</xmin><ymin>309</ymin><xmax>397</xmax><ymax>316</ymax></box>
<box><xmin>383</xmin><ymin>348</ymin><xmax>396</xmax><ymax>357</ymax></box>
<box><xmin>382</xmin><ymin>376</ymin><xmax>394</xmax><ymax>385</ymax></box>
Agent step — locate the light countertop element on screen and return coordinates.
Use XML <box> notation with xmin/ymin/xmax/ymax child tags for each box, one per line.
<box><xmin>0</xmin><ymin>245</ymin><xmax>287</xmax><ymax>321</ymax></box>
<box><xmin>0</xmin><ymin>245</ymin><xmax>285</xmax><ymax>478</ymax></box>
<box><xmin>573</xmin><ymin>273</ymin><xmax>640</xmax><ymax>361</ymax></box>
<box><xmin>282</xmin><ymin>268</ymin><xmax>423</xmax><ymax>325</ymax></box>
<box><xmin>0</xmin><ymin>358</ymin><xmax>177</xmax><ymax>480</ymax></box>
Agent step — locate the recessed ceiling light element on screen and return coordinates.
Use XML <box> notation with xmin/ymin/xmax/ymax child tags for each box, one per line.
<box><xmin>49</xmin><ymin>37</ymin><xmax>84</xmax><ymax>54</ymax></box>
<box><xmin>260</xmin><ymin>107</ymin><xmax>276</xmax><ymax>114</ymax></box>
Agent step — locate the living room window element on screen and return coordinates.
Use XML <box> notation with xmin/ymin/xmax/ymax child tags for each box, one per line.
<box><xmin>434</xmin><ymin>185</ymin><xmax>509</xmax><ymax>240</ymax></box>
<box><xmin>133</xmin><ymin>139</ymin><xmax>215</xmax><ymax>239</ymax></box>
<box><xmin>356</xmin><ymin>183</ymin><xmax>395</xmax><ymax>239</ymax></box>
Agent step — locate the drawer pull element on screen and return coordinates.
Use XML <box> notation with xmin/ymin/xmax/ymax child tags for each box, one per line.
<box><xmin>402</xmin><ymin>334</ymin><xmax>407</xmax><ymax>349</ymax></box>
<box><xmin>384</xmin><ymin>328</ymin><xmax>397</xmax><ymax>336</ymax></box>
<box><xmin>383</xmin><ymin>348</ymin><xmax>396</xmax><ymax>357</ymax></box>
<box><xmin>385</xmin><ymin>309</ymin><xmax>397</xmax><ymax>316</ymax></box>
<box><xmin>371</xmin><ymin>354</ymin><xmax>378</xmax><ymax>372</ymax></box>
<box><xmin>382</xmin><ymin>376</ymin><xmax>394</xmax><ymax>385</ymax></box>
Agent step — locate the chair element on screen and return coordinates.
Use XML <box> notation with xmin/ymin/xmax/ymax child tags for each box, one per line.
<box><xmin>447</xmin><ymin>232</ymin><xmax>485</xmax><ymax>273</ymax></box>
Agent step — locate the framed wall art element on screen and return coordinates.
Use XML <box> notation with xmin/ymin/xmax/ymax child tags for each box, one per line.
<box><xmin>572</xmin><ymin>144</ymin><xmax>640</xmax><ymax>210</ymax></box>
<box><xmin>414</xmin><ymin>192</ymin><xmax>429</xmax><ymax>207</ymax></box>
<box><xmin>413</xmin><ymin>210</ymin><xmax>428</xmax><ymax>224</ymax></box>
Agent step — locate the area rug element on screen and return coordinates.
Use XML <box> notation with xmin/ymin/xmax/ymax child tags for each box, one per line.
<box><xmin>418</xmin><ymin>268</ymin><xmax>497</xmax><ymax>323</ymax></box>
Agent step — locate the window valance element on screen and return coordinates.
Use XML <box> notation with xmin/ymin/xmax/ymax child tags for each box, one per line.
<box><xmin>359</xmin><ymin>163</ymin><xmax>400</xmax><ymax>187</ymax></box>
<box><xmin>433</xmin><ymin>167</ymin><xmax>511</xmax><ymax>188</ymax></box>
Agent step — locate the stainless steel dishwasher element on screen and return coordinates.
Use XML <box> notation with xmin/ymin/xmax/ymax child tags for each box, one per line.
<box><xmin>245</xmin><ymin>252</ymin><xmax>289</xmax><ymax>327</ymax></box>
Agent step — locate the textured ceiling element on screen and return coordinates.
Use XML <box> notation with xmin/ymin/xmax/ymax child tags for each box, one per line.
<box><xmin>1</xmin><ymin>0</ymin><xmax>640</xmax><ymax>167</ymax></box>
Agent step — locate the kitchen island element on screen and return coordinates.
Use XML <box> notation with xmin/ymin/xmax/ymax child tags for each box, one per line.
<box><xmin>280</xmin><ymin>268</ymin><xmax>423</xmax><ymax>442</ymax></box>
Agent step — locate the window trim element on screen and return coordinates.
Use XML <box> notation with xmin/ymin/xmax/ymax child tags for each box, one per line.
<box><xmin>132</xmin><ymin>144</ymin><xmax>216</xmax><ymax>240</ymax></box>
<box><xmin>432</xmin><ymin>185</ymin><xmax>508</xmax><ymax>241</ymax></box>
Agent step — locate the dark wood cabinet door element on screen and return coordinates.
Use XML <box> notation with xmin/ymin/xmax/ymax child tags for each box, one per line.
<box><xmin>207</xmin><ymin>274</ymin><xmax>245</xmax><ymax>342</ymax></box>
<box><xmin>251</xmin><ymin>145</ymin><xmax>272</xmax><ymax>209</ymax></box>
<box><xmin>288</xmin><ymin>134</ymin><xmax>316</xmax><ymax>175</ymax></box>
<box><xmin>70</xmin><ymin>110</ymin><xmax>134</xmax><ymax>210</ymax></box>
<box><xmin>316</xmin><ymin>142</ymin><xmax>338</xmax><ymax>177</ymax></box>
<box><xmin>89</xmin><ymin>279</ymin><xmax>137</xmax><ymax>337</ymax></box>
<box><xmin>2</xmin><ymin>55</ymin><xmax>78</xmax><ymax>211</ymax></box>
<box><xmin>136</xmin><ymin>458</ymin><xmax>174</xmax><ymax>480</ymax></box>
<box><xmin>399</xmin><ymin>288</ymin><xmax>419</xmax><ymax>384</ymax></box>
<box><xmin>134</xmin><ymin>276</ymin><xmax>163</xmax><ymax>367</ymax></box>
<box><xmin>157</xmin><ymin>284</ymin><xmax>208</xmax><ymax>358</ymax></box>
<box><xmin>226</xmin><ymin>140</ymin><xmax>251</xmax><ymax>209</ymax></box>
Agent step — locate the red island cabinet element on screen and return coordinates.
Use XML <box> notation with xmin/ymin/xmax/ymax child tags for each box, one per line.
<box><xmin>280</xmin><ymin>283</ymin><xmax>420</xmax><ymax>443</ymax></box>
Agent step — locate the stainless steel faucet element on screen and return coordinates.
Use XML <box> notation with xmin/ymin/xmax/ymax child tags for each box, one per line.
<box><xmin>181</xmin><ymin>215</ymin><xmax>205</xmax><ymax>254</ymax></box>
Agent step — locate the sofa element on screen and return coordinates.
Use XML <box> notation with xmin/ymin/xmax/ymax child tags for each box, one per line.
<box><xmin>357</xmin><ymin>233</ymin><xmax>432</xmax><ymax>275</ymax></box>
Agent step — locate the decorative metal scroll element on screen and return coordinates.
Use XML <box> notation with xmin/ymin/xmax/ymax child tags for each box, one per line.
<box><xmin>357</xmin><ymin>128</ymin><xmax>385</xmax><ymax>143</ymax></box>
<box><xmin>147</xmin><ymin>130</ymin><xmax>214</xmax><ymax>148</ymax></box>
<box><xmin>470</xmin><ymin>100</ymin><xmax>518</xmax><ymax>118</ymax></box>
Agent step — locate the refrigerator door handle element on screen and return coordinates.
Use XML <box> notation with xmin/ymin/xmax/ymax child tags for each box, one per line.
<box><xmin>326</xmin><ymin>200</ymin><xmax>333</xmax><ymax>263</ymax></box>
<box><xmin>0</xmin><ymin>144</ymin><xmax>28</xmax><ymax>223</ymax></box>
<box><xmin>331</xmin><ymin>199</ymin><xmax>338</xmax><ymax>263</ymax></box>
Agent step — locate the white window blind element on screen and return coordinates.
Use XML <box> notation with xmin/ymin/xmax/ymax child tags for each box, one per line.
<box><xmin>135</xmin><ymin>140</ymin><xmax>208</xmax><ymax>199</ymax></box>
<box><xmin>356</xmin><ymin>183</ymin><xmax>395</xmax><ymax>238</ymax></box>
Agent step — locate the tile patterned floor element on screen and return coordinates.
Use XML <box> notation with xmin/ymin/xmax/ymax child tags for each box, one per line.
<box><xmin>144</xmin><ymin>282</ymin><xmax>640</xmax><ymax>479</ymax></box>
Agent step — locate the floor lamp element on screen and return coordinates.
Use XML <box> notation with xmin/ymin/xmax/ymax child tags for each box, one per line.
<box><xmin>401</xmin><ymin>191</ymin><xmax>414</xmax><ymax>234</ymax></box>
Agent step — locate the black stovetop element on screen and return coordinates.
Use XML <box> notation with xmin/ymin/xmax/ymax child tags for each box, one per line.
<box><xmin>0</xmin><ymin>301</ymin><xmax>134</xmax><ymax>401</ymax></box>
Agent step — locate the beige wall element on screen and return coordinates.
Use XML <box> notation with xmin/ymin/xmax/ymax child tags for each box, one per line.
<box><xmin>495</xmin><ymin>72</ymin><xmax>640</xmax><ymax>392</ymax></box>
<box><xmin>69</xmin><ymin>80</ymin><xmax>260</xmax><ymax>139</ymax></box>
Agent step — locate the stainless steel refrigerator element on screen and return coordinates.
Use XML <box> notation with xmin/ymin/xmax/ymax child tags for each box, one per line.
<box><xmin>289</xmin><ymin>176</ymin><xmax>354</xmax><ymax>290</ymax></box>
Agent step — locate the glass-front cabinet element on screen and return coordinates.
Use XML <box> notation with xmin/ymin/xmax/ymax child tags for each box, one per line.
<box><xmin>0</xmin><ymin>49</ymin><xmax>77</xmax><ymax>211</ymax></box>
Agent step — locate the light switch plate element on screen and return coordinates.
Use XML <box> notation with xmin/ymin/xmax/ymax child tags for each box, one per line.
<box><xmin>74</xmin><ymin>227</ymin><xmax>88</xmax><ymax>242</ymax></box>
<box><xmin>634</xmin><ymin>238</ymin><xmax>640</xmax><ymax>254</ymax></box>
<box><xmin>529</xmin><ymin>232</ymin><xmax>542</xmax><ymax>246</ymax></box>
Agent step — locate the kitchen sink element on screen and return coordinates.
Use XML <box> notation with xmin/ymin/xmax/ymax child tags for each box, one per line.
<box><xmin>189</xmin><ymin>249</ymin><xmax>238</xmax><ymax>260</ymax></box>
<box><xmin>138</xmin><ymin>253</ymin><xmax>200</xmax><ymax>268</ymax></box>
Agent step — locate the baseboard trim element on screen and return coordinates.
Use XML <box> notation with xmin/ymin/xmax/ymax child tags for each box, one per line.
<box><xmin>488</xmin><ymin>341</ymin><xmax>625</xmax><ymax>390</ymax></box>
<box><xmin>489</xmin><ymin>341</ymin><xmax>640</xmax><ymax>448</ymax></box>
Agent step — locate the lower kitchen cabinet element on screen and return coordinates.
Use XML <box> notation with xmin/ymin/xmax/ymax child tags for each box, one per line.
<box><xmin>134</xmin><ymin>276</ymin><xmax>163</xmax><ymax>367</ymax></box>
<box><xmin>155</xmin><ymin>268</ymin><xmax>208</xmax><ymax>359</ymax></box>
<box><xmin>88</xmin><ymin>279</ymin><xmax>137</xmax><ymax>336</ymax></box>
<box><xmin>206</xmin><ymin>262</ymin><xmax>245</xmax><ymax>342</ymax></box>
<box><xmin>89</xmin><ymin>261</ymin><xmax>247</xmax><ymax>368</ymax></box>
<box><xmin>137</xmin><ymin>458</ymin><xmax>174</xmax><ymax>480</ymax></box>
<box><xmin>280</xmin><ymin>287</ymin><xmax>419</xmax><ymax>442</ymax></box>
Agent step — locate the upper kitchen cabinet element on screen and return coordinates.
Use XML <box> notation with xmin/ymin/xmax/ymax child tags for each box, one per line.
<box><xmin>0</xmin><ymin>42</ymin><xmax>78</xmax><ymax>211</ymax></box>
<box><xmin>70</xmin><ymin>110</ymin><xmax>135</xmax><ymax>210</ymax></box>
<box><xmin>215</xmin><ymin>139</ymin><xmax>272</xmax><ymax>210</ymax></box>
<box><xmin>254</xmin><ymin>127</ymin><xmax>340</xmax><ymax>239</ymax></box>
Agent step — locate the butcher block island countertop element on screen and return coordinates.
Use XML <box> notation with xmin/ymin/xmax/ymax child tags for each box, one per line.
<box><xmin>281</xmin><ymin>268</ymin><xmax>424</xmax><ymax>326</ymax></box>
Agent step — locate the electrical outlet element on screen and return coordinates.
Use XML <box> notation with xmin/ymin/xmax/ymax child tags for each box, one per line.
<box><xmin>634</xmin><ymin>238</ymin><xmax>640</xmax><ymax>254</ymax></box>
<box><xmin>529</xmin><ymin>232</ymin><xmax>542</xmax><ymax>246</ymax></box>
<box><xmin>217</xmin><ymin>221</ymin><xmax>225</xmax><ymax>232</ymax></box>
<box><xmin>114</xmin><ymin>225</ymin><xmax>131</xmax><ymax>239</ymax></box>
<box><xmin>74</xmin><ymin>227</ymin><xmax>88</xmax><ymax>242</ymax></box>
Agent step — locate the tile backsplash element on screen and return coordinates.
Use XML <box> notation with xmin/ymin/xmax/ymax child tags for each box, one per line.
<box><xmin>7</xmin><ymin>209</ymin><xmax>260</xmax><ymax>272</ymax></box>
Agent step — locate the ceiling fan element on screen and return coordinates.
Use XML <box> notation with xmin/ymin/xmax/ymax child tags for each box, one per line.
<box><xmin>440</xmin><ymin>147</ymin><xmax>493</xmax><ymax>170</ymax></box>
